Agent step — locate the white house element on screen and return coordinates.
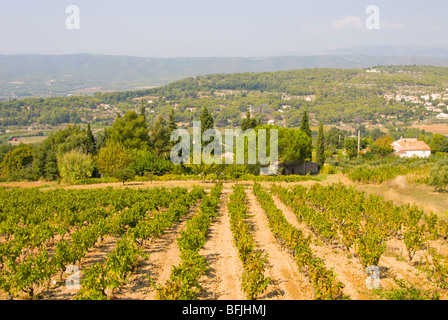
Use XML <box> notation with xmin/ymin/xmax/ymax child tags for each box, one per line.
<box><xmin>392</xmin><ymin>138</ymin><xmax>431</xmax><ymax>158</ymax></box>
<box><xmin>432</xmin><ymin>93</ymin><xmax>442</xmax><ymax>100</ymax></box>
<box><xmin>436</xmin><ymin>113</ymin><xmax>448</xmax><ymax>119</ymax></box>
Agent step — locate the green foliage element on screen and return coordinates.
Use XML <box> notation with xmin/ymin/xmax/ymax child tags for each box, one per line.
<box><xmin>86</xmin><ymin>123</ymin><xmax>97</xmax><ymax>155</ymax></box>
<box><xmin>428</xmin><ymin>164</ymin><xmax>448</xmax><ymax>192</ymax></box>
<box><xmin>150</xmin><ymin>114</ymin><xmax>171</xmax><ymax>157</ymax></box>
<box><xmin>241</xmin><ymin>110</ymin><xmax>260</xmax><ymax>131</ymax></box>
<box><xmin>0</xmin><ymin>143</ymin><xmax>33</xmax><ymax>176</ymax></box>
<box><xmin>315</xmin><ymin>121</ymin><xmax>325</xmax><ymax>168</ymax></box>
<box><xmin>253</xmin><ymin>183</ymin><xmax>345</xmax><ymax>300</ymax></box>
<box><xmin>403</xmin><ymin>225</ymin><xmax>426</xmax><ymax>262</ymax></box>
<box><xmin>94</xmin><ymin>141</ymin><xmax>134</xmax><ymax>177</ymax></box>
<box><xmin>299</xmin><ymin>111</ymin><xmax>311</xmax><ymax>139</ymax></box>
<box><xmin>429</xmin><ymin>134</ymin><xmax>448</xmax><ymax>154</ymax></box>
<box><xmin>112</xmin><ymin>168</ymin><xmax>135</xmax><ymax>185</ymax></box>
<box><xmin>278</xmin><ymin>127</ymin><xmax>312</xmax><ymax>163</ymax></box>
<box><xmin>75</xmin><ymin>263</ymin><xmax>110</xmax><ymax>300</ymax></box>
<box><xmin>228</xmin><ymin>185</ymin><xmax>269</xmax><ymax>299</ymax></box>
<box><xmin>200</xmin><ymin>106</ymin><xmax>214</xmax><ymax>135</ymax></box>
<box><xmin>346</xmin><ymin>157</ymin><xmax>432</xmax><ymax>184</ymax></box>
<box><xmin>372</xmin><ymin>135</ymin><xmax>395</xmax><ymax>156</ymax></box>
<box><xmin>380</xmin><ymin>279</ymin><xmax>440</xmax><ymax>300</ymax></box>
<box><xmin>0</xmin><ymin>185</ymin><xmax>192</xmax><ymax>299</ymax></box>
<box><xmin>57</xmin><ymin>149</ymin><xmax>94</xmax><ymax>183</ymax></box>
<box><xmin>344</xmin><ymin>137</ymin><xmax>358</xmax><ymax>158</ymax></box>
<box><xmin>355</xmin><ymin>223</ymin><xmax>388</xmax><ymax>268</ymax></box>
<box><xmin>130</xmin><ymin>149</ymin><xmax>172</xmax><ymax>176</ymax></box>
<box><xmin>155</xmin><ymin>183</ymin><xmax>222</xmax><ymax>300</ymax></box>
<box><xmin>226</xmin><ymin>164</ymin><xmax>248</xmax><ymax>184</ymax></box>
<box><xmin>107</xmin><ymin>111</ymin><xmax>150</xmax><ymax>150</ymax></box>
<box><xmin>32</xmin><ymin>125</ymin><xmax>92</xmax><ymax>180</ymax></box>
<box><xmin>424</xmin><ymin>248</ymin><xmax>448</xmax><ymax>288</ymax></box>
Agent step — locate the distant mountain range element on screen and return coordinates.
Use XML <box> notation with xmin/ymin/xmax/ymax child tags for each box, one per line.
<box><xmin>2</xmin><ymin>46</ymin><xmax>448</xmax><ymax>99</ymax></box>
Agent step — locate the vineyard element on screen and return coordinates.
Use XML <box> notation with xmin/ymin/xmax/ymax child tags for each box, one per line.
<box><xmin>0</xmin><ymin>181</ymin><xmax>447</xmax><ymax>300</ymax></box>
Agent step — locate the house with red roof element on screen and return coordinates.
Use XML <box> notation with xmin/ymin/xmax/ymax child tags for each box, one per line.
<box><xmin>391</xmin><ymin>138</ymin><xmax>431</xmax><ymax>158</ymax></box>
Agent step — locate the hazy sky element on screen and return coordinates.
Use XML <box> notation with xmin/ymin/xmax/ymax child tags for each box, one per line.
<box><xmin>0</xmin><ymin>0</ymin><xmax>447</xmax><ymax>57</ymax></box>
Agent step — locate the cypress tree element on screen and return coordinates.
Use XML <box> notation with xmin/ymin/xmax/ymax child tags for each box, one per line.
<box><xmin>242</xmin><ymin>110</ymin><xmax>259</xmax><ymax>131</ymax></box>
<box><xmin>150</xmin><ymin>115</ymin><xmax>169</xmax><ymax>157</ymax></box>
<box><xmin>86</xmin><ymin>123</ymin><xmax>96</xmax><ymax>154</ymax></box>
<box><xmin>200</xmin><ymin>106</ymin><xmax>214</xmax><ymax>135</ymax></box>
<box><xmin>316</xmin><ymin>121</ymin><xmax>325</xmax><ymax>169</ymax></box>
<box><xmin>139</xmin><ymin>100</ymin><xmax>147</xmax><ymax>122</ymax></box>
<box><xmin>300</xmin><ymin>110</ymin><xmax>312</xmax><ymax>139</ymax></box>
<box><xmin>200</xmin><ymin>106</ymin><xmax>214</xmax><ymax>149</ymax></box>
<box><xmin>168</xmin><ymin>108</ymin><xmax>177</xmax><ymax>133</ymax></box>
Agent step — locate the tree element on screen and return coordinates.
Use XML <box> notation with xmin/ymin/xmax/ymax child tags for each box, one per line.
<box><xmin>57</xmin><ymin>149</ymin><xmax>94</xmax><ymax>183</ymax></box>
<box><xmin>113</xmin><ymin>168</ymin><xmax>135</xmax><ymax>185</ymax></box>
<box><xmin>139</xmin><ymin>100</ymin><xmax>147</xmax><ymax>122</ymax></box>
<box><xmin>130</xmin><ymin>149</ymin><xmax>172</xmax><ymax>176</ymax></box>
<box><xmin>299</xmin><ymin>111</ymin><xmax>312</xmax><ymax>139</ymax></box>
<box><xmin>168</xmin><ymin>108</ymin><xmax>177</xmax><ymax>134</ymax></box>
<box><xmin>372</xmin><ymin>135</ymin><xmax>395</xmax><ymax>157</ymax></box>
<box><xmin>94</xmin><ymin>142</ymin><xmax>134</xmax><ymax>177</ymax></box>
<box><xmin>241</xmin><ymin>110</ymin><xmax>260</xmax><ymax>131</ymax></box>
<box><xmin>107</xmin><ymin>111</ymin><xmax>150</xmax><ymax>150</ymax></box>
<box><xmin>315</xmin><ymin>121</ymin><xmax>325</xmax><ymax>168</ymax></box>
<box><xmin>150</xmin><ymin>115</ymin><xmax>170</xmax><ymax>157</ymax></box>
<box><xmin>200</xmin><ymin>106</ymin><xmax>215</xmax><ymax>156</ymax></box>
<box><xmin>57</xmin><ymin>132</ymin><xmax>92</xmax><ymax>155</ymax></box>
<box><xmin>369</xmin><ymin>128</ymin><xmax>385</xmax><ymax>141</ymax></box>
<box><xmin>190</xmin><ymin>162</ymin><xmax>225</xmax><ymax>183</ymax></box>
<box><xmin>344</xmin><ymin>137</ymin><xmax>359</xmax><ymax>158</ymax></box>
<box><xmin>429</xmin><ymin>134</ymin><xmax>448</xmax><ymax>154</ymax></box>
<box><xmin>0</xmin><ymin>144</ymin><xmax>33</xmax><ymax>177</ymax></box>
<box><xmin>86</xmin><ymin>123</ymin><xmax>96</xmax><ymax>154</ymax></box>
<box><xmin>32</xmin><ymin>125</ymin><xmax>88</xmax><ymax>180</ymax></box>
<box><xmin>226</xmin><ymin>164</ymin><xmax>247</xmax><ymax>184</ymax></box>
<box><xmin>278</xmin><ymin>127</ymin><xmax>312</xmax><ymax>164</ymax></box>
<box><xmin>428</xmin><ymin>165</ymin><xmax>448</xmax><ymax>192</ymax></box>
<box><xmin>200</xmin><ymin>106</ymin><xmax>214</xmax><ymax>136</ymax></box>
<box><xmin>325</xmin><ymin>127</ymin><xmax>345</xmax><ymax>153</ymax></box>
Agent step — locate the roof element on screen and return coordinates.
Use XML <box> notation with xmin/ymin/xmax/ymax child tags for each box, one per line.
<box><xmin>392</xmin><ymin>138</ymin><xmax>431</xmax><ymax>152</ymax></box>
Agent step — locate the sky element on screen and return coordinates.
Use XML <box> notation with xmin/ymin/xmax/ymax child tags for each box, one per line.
<box><xmin>0</xmin><ymin>0</ymin><xmax>447</xmax><ymax>57</ymax></box>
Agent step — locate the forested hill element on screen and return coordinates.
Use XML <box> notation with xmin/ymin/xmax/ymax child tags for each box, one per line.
<box><xmin>2</xmin><ymin>53</ymin><xmax>448</xmax><ymax>99</ymax></box>
<box><xmin>1</xmin><ymin>65</ymin><xmax>448</xmax><ymax>129</ymax></box>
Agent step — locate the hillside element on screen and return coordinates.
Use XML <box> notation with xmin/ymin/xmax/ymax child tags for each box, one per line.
<box><xmin>1</xmin><ymin>65</ymin><xmax>448</xmax><ymax>141</ymax></box>
<box><xmin>2</xmin><ymin>53</ymin><xmax>448</xmax><ymax>99</ymax></box>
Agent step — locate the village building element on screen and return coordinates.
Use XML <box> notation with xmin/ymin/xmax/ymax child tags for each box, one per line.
<box><xmin>278</xmin><ymin>161</ymin><xmax>320</xmax><ymax>176</ymax></box>
<box><xmin>391</xmin><ymin>138</ymin><xmax>431</xmax><ymax>158</ymax></box>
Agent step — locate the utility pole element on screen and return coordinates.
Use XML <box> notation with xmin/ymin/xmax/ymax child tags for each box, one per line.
<box><xmin>357</xmin><ymin>130</ymin><xmax>361</xmax><ymax>155</ymax></box>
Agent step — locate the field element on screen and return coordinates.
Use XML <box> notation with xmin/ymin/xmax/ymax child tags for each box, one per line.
<box><xmin>413</xmin><ymin>124</ymin><xmax>448</xmax><ymax>135</ymax></box>
<box><xmin>1</xmin><ymin>178</ymin><xmax>447</xmax><ymax>301</ymax></box>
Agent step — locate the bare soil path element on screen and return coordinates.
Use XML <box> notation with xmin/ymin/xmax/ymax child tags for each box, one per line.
<box><xmin>45</xmin><ymin>234</ymin><xmax>120</xmax><ymax>300</ymax></box>
<box><xmin>197</xmin><ymin>188</ymin><xmax>245</xmax><ymax>300</ymax></box>
<box><xmin>270</xmin><ymin>193</ymin><xmax>374</xmax><ymax>300</ymax></box>
<box><xmin>245</xmin><ymin>188</ymin><xmax>314</xmax><ymax>300</ymax></box>
<box><xmin>113</xmin><ymin>201</ymin><xmax>202</xmax><ymax>300</ymax></box>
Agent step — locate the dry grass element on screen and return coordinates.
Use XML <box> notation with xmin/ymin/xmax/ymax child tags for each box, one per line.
<box><xmin>358</xmin><ymin>174</ymin><xmax>448</xmax><ymax>220</ymax></box>
<box><xmin>413</xmin><ymin>124</ymin><xmax>448</xmax><ymax>136</ymax></box>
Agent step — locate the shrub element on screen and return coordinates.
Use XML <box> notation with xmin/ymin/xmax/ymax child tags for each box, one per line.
<box><xmin>57</xmin><ymin>149</ymin><xmax>94</xmax><ymax>183</ymax></box>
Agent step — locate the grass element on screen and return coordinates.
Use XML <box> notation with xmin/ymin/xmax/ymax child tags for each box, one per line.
<box><xmin>357</xmin><ymin>174</ymin><xmax>448</xmax><ymax>220</ymax></box>
<box><xmin>9</xmin><ymin>136</ymin><xmax>47</xmax><ymax>145</ymax></box>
